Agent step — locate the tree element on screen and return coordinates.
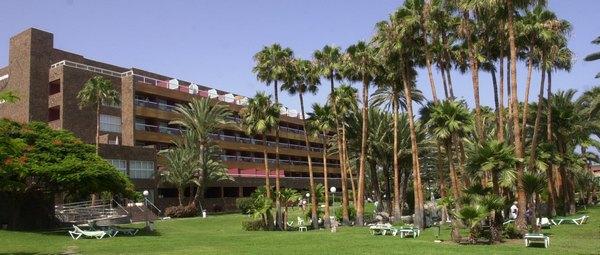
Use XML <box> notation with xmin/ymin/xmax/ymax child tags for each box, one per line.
<box><xmin>253</xmin><ymin>44</ymin><xmax>294</xmax><ymax>228</ymax></box>
<box><xmin>0</xmin><ymin>119</ymin><xmax>134</xmax><ymax>229</ymax></box>
<box><xmin>307</xmin><ymin>103</ymin><xmax>335</xmax><ymax>228</ymax></box>
<box><xmin>584</xmin><ymin>36</ymin><xmax>600</xmax><ymax>79</ymax></box>
<box><xmin>342</xmin><ymin>41</ymin><xmax>378</xmax><ymax>226</ymax></box>
<box><xmin>522</xmin><ymin>171</ymin><xmax>546</xmax><ymax>231</ymax></box>
<box><xmin>171</xmin><ymin>98</ymin><xmax>232</xmax><ymax>207</ymax></box>
<box><xmin>281</xmin><ymin>58</ymin><xmax>320</xmax><ymax>229</ymax></box>
<box><xmin>279</xmin><ymin>188</ymin><xmax>301</xmax><ymax>230</ymax></box>
<box><xmin>160</xmin><ymin>147</ymin><xmax>198</xmax><ymax>206</ymax></box>
<box><xmin>421</xmin><ymin>100</ymin><xmax>474</xmax><ymax>201</ymax></box>
<box><xmin>329</xmin><ymin>85</ymin><xmax>358</xmax><ymax>224</ymax></box>
<box><xmin>313</xmin><ymin>45</ymin><xmax>349</xmax><ymax>224</ymax></box>
<box><xmin>240</xmin><ymin>92</ymin><xmax>281</xmax><ymax>200</ymax></box>
<box><xmin>77</xmin><ymin>76</ymin><xmax>120</xmax><ymax>154</ymax></box>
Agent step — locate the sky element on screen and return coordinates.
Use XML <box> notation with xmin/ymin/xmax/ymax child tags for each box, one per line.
<box><xmin>1</xmin><ymin>0</ymin><xmax>599</xmax><ymax>113</ymax></box>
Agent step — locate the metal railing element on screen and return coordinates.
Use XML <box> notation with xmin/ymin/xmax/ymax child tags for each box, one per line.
<box><xmin>51</xmin><ymin>60</ymin><xmax>126</xmax><ymax>78</ymax></box>
<box><xmin>135</xmin><ymin>123</ymin><xmax>182</xmax><ymax>135</ymax></box>
<box><xmin>220</xmin><ymin>155</ymin><xmax>339</xmax><ymax>168</ymax></box>
<box><xmin>228</xmin><ymin>173</ymin><xmax>341</xmax><ymax>180</ymax></box>
<box><xmin>134</xmin><ymin>98</ymin><xmax>178</xmax><ymax>112</ymax></box>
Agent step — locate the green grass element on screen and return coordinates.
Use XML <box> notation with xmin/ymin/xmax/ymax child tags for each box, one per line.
<box><xmin>1</xmin><ymin>206</ymin><xmax>599</xmax><ymax>255</ymax></box>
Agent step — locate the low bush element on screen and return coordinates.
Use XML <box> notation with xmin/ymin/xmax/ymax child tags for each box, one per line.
<box><xmin>236</xmin><ymin>198</ymin><xmax>254</xmax><ymax>214</ymax></box>
<box><xmin>242</xmin><ymin>219</ymin><xmax>265</xmax><ymax>231</ymax></box>
<box><xmin>164</xmin><ymin>204</ymin><xmax>197</xmax><ymax>218</ymax></box>
<box><xmin>335</xmin><ymin>206</ymin><xmax>357</xmax><ymax>222</ymax></box>
<box><xmin>502</xmin><ymin>224</ymin><xmax>522</xmax><ymax>239</ymax></box>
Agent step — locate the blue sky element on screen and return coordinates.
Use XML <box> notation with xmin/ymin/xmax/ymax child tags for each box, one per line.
<box><xmin>1</xmin><ymin>0</ymin><xmax>599</xmax><ymax>112</ymax></box>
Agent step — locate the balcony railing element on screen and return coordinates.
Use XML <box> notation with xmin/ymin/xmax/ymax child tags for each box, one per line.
<box><xmin>227</xmin><ymin>173</ymin><xmax>341</xmax><ymax>180</ymax></box>
<box><xmin>220</xmin><ymin>155</ymin><xmax>339</xmax><ymax>168</ymax></box>
<box><xmin>135</xmin><ymin>123</ymin><xmax>182</xmax><ymax>135</ymax></box>
<box><xmin>135</xmin><ymin>98</ymin><xmax>178</xmax><ymax>112</ymax></box>
<box><xmin>211</xmin><ymin>133</ymin><xmax>323</xmax><ymax>152</ymax></box>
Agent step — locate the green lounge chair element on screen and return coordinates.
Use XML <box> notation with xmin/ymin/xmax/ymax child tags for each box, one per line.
<box><xmin>524</xmin><ymin>233</ymin><xmax>549</xmax><ymax>248</ymax></box>
<box><xmin>551</xmin><ymin>215</ymin><xmax>589</xmax><ymax>225</ymax></box>
<box><xmin>69</xmin><ymin>225</ymin><xmax>107</xmax><ymax>240</ymax></box>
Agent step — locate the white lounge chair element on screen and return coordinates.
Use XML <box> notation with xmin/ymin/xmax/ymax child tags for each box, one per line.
<box><xmin>69</xmin><ymin>225</ymin><xmax>107</xmax><ymax>240</ymax></box>
<box><xmin>524</xmin><ymin>233</ymin><xmax>549</xmax><ymax>248</ymax></box>
<box><xmin>109</xmin><ymin>226</ymin><xmax>139</xmax><ymax>236</ymax></box>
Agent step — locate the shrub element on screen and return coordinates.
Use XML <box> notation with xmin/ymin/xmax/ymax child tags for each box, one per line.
<box><xmin>164</xmin><ymin>204</ymin><xmax>197</xmax><ymax>218</ymax></box>
<box><xmin>335</xmin><ymin>206</ymin><xmax>357</xmax><ymax>221</ymax></box>
<box><xmin>242</xmin><ymin>219</ymin><xmax>265</xmax><ymax>231</ymax></box>
<box><xmin>502</xmin><ymin>224</ymin><xmax>522</xmax><ymax>239</ymax></box>
<box><xmin>236</xmin><ymin>198</ymin><xmax>254</xmax><ymax>214</ymax></box>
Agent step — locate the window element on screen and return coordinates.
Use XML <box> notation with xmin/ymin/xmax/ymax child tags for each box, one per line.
<box><xmin>129</xmin><ymin>160</ymin><xmax>154</xmax><ymax>179</ymax></box>
<box><xmin>48</xmin><ymin>106</ymin><xmax>60</xmax><ymax>121</ymax></box>
<box><xmin>100</xmin><ymin>114</ymin><xmax>121</xmax><ymax>133</ymax></box>
<box><xmin>107</xmin><ymin>159</ymin><xmax>127</xmax><ymax>174</ymax></box>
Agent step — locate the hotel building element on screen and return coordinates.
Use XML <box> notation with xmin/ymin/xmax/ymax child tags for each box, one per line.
<box><xmin>0</xmin><ymin>28</ymin><xmax>341</xmax><ymax>211</ymax></box>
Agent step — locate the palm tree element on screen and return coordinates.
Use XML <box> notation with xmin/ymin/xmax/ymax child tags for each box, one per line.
<box><xmin>160</xmin><ymin>147</ymin><xmax>198</xmax><ymax>206</ymax></box>
<box><xmin>313</xmin><ymin>45</ymin><xmax>349</xmax><ymax>224</ymax></box>
<box><xmin>467</xmin><ymin>140</ymin><xmax>517</xmax><ymax>196</ymax></box>
<box><xmin>240</xmin><ymin>92</ymin><xmax>281</xmax><ymax>200</ymax></box>
<box><xmin>522</xmin><ymin>172</ymin><xmax>546</xmax><ymax>231</ymax></box>
<box><xmin>584</xmin><ymin>36</ymin><xmax>600</xmax><ymax>78</ymax></box>
<box><xmin>280</xmin><ymin>188</ymin><xmax>301</xmax><ymax>230</ymax></box>
<box><xmin>77</xmin><ymin>76</ymin><xmax>120</xmax><ymax>154</ymax></box>
<box><xmin>329</xmin><ymin>85</ymin><xmax>358</xmax><ymax>224</ymax></box>
<box><xmin>307</xmin><ymin>103</ymin><xmax>335</xmax><ymax>228</ymax></box>
<box><xmin>281</xmin><ymin>58</ymin><xmax>320</xmax><ymax>229</ymax></box>
<box><xmin>421</xmin><ymin>100</ymin><xmax>474</xmax><ymax>201</ymax></box>
<box><xmin>253</xmin><ymin>44</ymin><xmax>294</xmax><ymax>227</ymax></box>
<box><xmin>342</xmin><ymin>41</ymin><xmax>377</xmax><ymax>226</ymax></box>
<box><xmin>170</xmin><ymin>98</ymin><xmax>231</xmax><ymax>206</ymax></box>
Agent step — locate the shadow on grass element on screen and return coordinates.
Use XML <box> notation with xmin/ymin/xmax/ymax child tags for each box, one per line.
<box><xmin>3</xmin><ymin>227</ymin><xmax>162</xmax><ymax>237</ymax></box>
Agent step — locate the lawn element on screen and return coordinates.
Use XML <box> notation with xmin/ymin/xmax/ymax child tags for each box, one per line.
<box><xmin>1</xmin><ymin>205</ymin><xmax>599</xmax><ymax>255</ymax></box>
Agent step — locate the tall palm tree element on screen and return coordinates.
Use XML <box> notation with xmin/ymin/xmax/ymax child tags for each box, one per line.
<box><xmin>329</xmin><ymin>85</ymin><xmax>358</xmax><ymax>224</ymax></box>
<box><xmin>307</xmin><ymin>103</ymin><xmax>335</xmax><ymax>228</ymax></box>
<box><xmin>240</xmin><ymin>92</ymin><xmax>281</xmax><ymax>200</ymax></box>
<box><xmin>342</xmin><ymin>41</ymin><xmax>377</xmax><ymax>226</ymax></box>
<box><xmin>313</xmin><ymin>45</ymin><xmax>350</xmax><ymax>224</ymax></box>
<box><xmin>253</xmin><ymin>44</ymin><xmax>294</xmax><ymax>227</ymax></box>
<box><xmin>77</xmin><ymin>76</ymin><xmax>120</xmax><ymax>154</ymax></box>
<box><xmin>281</xmin><ymin>58</ymin><xmax>320</xmax><ymax>229</ymax></box>
<box><xmin>522</xmin><ymin>171</ymin><xmax>546</xmax><ymax>231</ymax></box>
<box><xmin>171</xmin><ymin>98</ymin><xmax>231</xmax><ymax>206</ymax></box>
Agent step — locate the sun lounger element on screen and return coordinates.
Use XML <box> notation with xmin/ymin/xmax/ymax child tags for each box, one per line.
<box><xmin>297</xmin><ymin>217</ymin><xmax>307</xmax><ymax>231</ymax></box>
<box><xmin>69</xmin><ymin>225</ymin><xmax>107</xmax><ymax>240</ymax></box>
<box><xmin>524</xmin><ymin>233</ymin><xmax>549</xmax><ymax>248</ymax></box>
<box><xmin>109</xmin><ymin>226</ymin><xmax>139</xmax><ymax>236</ymax></box>
<box><xmin>551</xmin><ymin>215</ymin><xmax>589</xmax><ymax>225</ymax></box>
<box><xmin>397</xmin><ymin>226</ymin><xmax>420</xmax><ymax>238</ymax></box>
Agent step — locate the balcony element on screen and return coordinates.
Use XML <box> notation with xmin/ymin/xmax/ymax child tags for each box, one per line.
<box><xmin>210</xmin><ymin>133</ymin><xmax>323</xmax><ymax>152</ymax></box>
<box><xmin>135</xmin><ymin>123</ymin><xmax>182</xmax><ymax>136</ymax></box>
<box><xmin>220</xmin><ymin>154</ymin><xmax>340</xmax><ymax>168</ymax></box>
<box><xmin>135</xmin><ymin>98</ymin><xmax>178</xmax><ymax>112</ymax></box>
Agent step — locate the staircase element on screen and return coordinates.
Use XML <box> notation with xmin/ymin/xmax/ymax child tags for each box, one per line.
<box><xmin>55</xmin><ymin>199</ymin><xmax>161</xmax><ymax>225</ymax></box>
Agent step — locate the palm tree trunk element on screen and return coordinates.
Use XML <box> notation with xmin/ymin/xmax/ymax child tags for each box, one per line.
<box><xmin>446</xmin><ymin>142</ymin><xmax>461</xmax><ymax>200</ymax></box>
<box><xmin>507</xmin><ymin>57</ymin><xmax>513</xmax><ymax>143</ymax></box>
<box><xmin>423</xmin><ymin>39</ymin><xmax>438</xmax><ymax>102</ymax></box>
<box><xmin>91</xmin><ymin>103</ymin><xmax>101</xmax><ymax>206</ymax></box>
<box><xmin>263</xmin><ymin>136</ymin><xmax>271</xmax><ymax>199</ymax></box>
<box><xmin>331</xmin><ymin>77</ymin><xmax>350</xmax><ymax>225</ymax></box>
<box><xmin>441</xmin><ymin>66</ymin><xmax>450</xmax><ymax>99</ymax></box>
<box><xmin>273</xmin><ymin>80</ymin><xmax>283</xmax><ymax>230</ymax></box>
<box><xmin>521</xmin><ymin>55</ymin><xmax>534</xmax><ymax>139</ymax></box>
<box><xmin>508</xmin><ymin>0</ymin><xmax>528</xmax><ymax>232</ymax></box>
<box><xmin>177</xmin><ymin>187</ymin><xmax>183</xmax><ymax>206</ymax></box>
<box><xmin>442</xmin><ymin>32</ymin><xmax>455</xmax><ymax>99</ymax></box>
<box><xmin>356</xmin><ymin>77</ymin><xmax>370</xmax><ymax>227</ymax></box>
<box><xmin>402</xmin><ymin>66</ymin><xmax>424</xmax><ymax>229</ymax></box>
<box><xmin>463</xmin><ymin>11</ymin><xmax>484</xmax><ymax>143</ymax></box>
<box><xmin>343</xmin><ymin>126</ymin><xmax>357</xmax><ymax>207</ymax></box>
<box><xmin>491</xmin><ymin>68</ymin><xmax>500</xmax><ymax>139</ymax></box>
<box><xmin>369</xmin><ymin>160</ymin><xmax>382</xmax><ymax>206</ymax></box>
<box><xmin>498</xmin><ymin>53</ymin><xmax>505</xmax><ymax>142</ymax></box>
<box><xmin>527</xmin><ymin>64</ymin><xmax>546</xmax><ymax>173</ymax></box>
<box><xmin>299</xmin><ymin>93</ymin><xmax>318</xmax><ymax>229</ymax></box>
<box><xmin>545</xmin><ymin>69</ymin><xmax>557</xmax><ymax>217</ymax></box>
<box><xmin>348</xmin><ymin>157</ymin><xmax>358</xmax><ymax>208</ymax></box>
<box><xmin>436</xmin><ymin>143</ymin><xmax>447</xmax><ymax>222</ymax></box>
<box><xmin>322</xmin><ymin>134</ymin><xmax>331</xmax><ymax>229</ymax></box>
<box><xmin>392</xmin><ymin>96</ymin><xmax>402</xmax><ymax>222</ymax></box>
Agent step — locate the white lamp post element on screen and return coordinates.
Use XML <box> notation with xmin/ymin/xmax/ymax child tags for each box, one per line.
<box><xmin>142</xmin><ymin>190</ymin><xmax>149</xmax><ymax>228</ymax></box>
<box><xmin>306</xmin><ymin>192</ymin><xmax>310</xmax><ymax>198</ymax></box>
<box><xmin>330</xmin><ymin>187</ymin><xmax>337</xmax><ymax>205</ymax></box>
